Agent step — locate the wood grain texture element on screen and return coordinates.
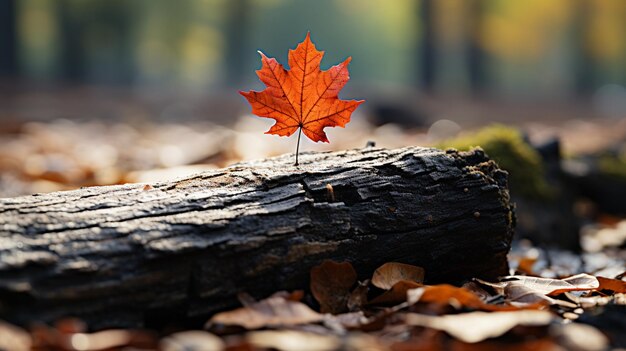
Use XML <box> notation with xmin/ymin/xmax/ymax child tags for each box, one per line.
<box><xmin>0</xmin><ymin>146</ymin><xmax>514</xmax><ymax>329</ymax></box>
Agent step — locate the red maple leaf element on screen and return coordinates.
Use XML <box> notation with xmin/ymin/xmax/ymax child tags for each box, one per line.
<box><xmin>240</xmin><ymin>33</ymin><xmax>364</xmax><ymax>165</ymax></box>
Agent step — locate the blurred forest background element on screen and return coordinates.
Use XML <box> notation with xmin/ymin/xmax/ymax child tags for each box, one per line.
<box><xmin>3</xmin><ymin>0</ymin><xmax>626</xmax><ymax>98</ymax></box>
<box><xmin>1</xmin><ymin>0</ymin><xmax>626</xmax><ymax>196</ymax></box>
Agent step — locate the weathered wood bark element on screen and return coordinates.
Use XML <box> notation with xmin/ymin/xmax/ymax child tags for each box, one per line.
<box><xmin>0</xmin><ymin>147</ymin><xmax>514</xmax><ymax>329</ymax></box>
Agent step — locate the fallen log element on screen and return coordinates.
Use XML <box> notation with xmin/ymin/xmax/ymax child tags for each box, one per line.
<box><xmin>0</xmin><ymin>146</ymin><xmax>514</xmax><ymax>329</ymax></box>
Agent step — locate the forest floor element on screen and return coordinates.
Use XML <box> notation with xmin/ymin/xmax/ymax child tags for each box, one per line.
<box><xmin>1</xmin><ymin>93</ymin><xmax>625</xmax><ymax>350</ymax></box>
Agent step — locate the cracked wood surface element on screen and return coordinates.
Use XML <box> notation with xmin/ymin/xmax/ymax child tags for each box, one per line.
<box><xmin>0</xmin><ymin>146</ymin><xmax>514</xmax><ymax>329</ymax></box>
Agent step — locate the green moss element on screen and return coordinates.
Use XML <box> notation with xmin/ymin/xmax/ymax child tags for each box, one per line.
<box><xmin>598</xmin><ymin>153</ymin><xmax>626</xmax><ymax>180</ymax></box>
<box><xmin>437</xmin><ymin>124</ymin><xmax>552</xmax><ymax>200</ymax></box>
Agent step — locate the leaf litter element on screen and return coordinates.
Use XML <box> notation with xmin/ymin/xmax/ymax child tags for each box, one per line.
<box><xmin>2</xmin><ymin>250</ymin><xmax>624</xmax><ymax>350</ymax></box>
<box><xmin>0</xmin><ymin>230</ymin><xmax>626</xmax><ymax>351</ymax></box>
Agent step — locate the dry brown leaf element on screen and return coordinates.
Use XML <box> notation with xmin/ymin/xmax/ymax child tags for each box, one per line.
<box><xmin>347</xmin><ymin>280</ymin><xmax>369</xmax><ymax>311</ymax></box>
<box><xmin>369</xmin><ymin>280</ymin><xmax>423</xmax><ymax>306</ymax></box>
<box><xmin>402</xmin><ymin>310</ymin><xmax>553</xmax><ymax>343</ymax></box>
<box><xmin>207</xmin><ymin>296</ymin><xmax>323</xmax><ymax>330</ymax></box>
<box><xmin>0</xmin><ymin>321</ymin><xmax>31</xmax><ymax>351</ymax></box>
<box><xmin>415</xmin><ymin>284</ymin><xmax>544</xmax><ymax>312</ymax></box>
<box><xmin>476</xmin><ymin>274</ymin><xmax>599</xmax><ymax>306</ymax></box>
<box><xmin>246</xmin><ymin>330</ymin><xmax>340</xmax><ymax>351</ymax></box>
<box><xmin>160</xmin><ymin>331</ymin><xmax>225</xmax><ymax>351</ymax></box>
<box><xmin>310</xmin><ymin>260</ymin><xmax>357</xmax><ymax>314</ymax></box>
<box><xmin>371</xmin><ymin>262</ymin><xmax>425</xmax><ymax>290</ymax></box>
<box><xmin>419</xmin><ymin>284</ymin><xmax>487</xmax><ymax>310</ymax></box>
<box><xmin>596</xmin><ymin>276</ymin><xmax>626</xmax><ymax>293</ymax></box>
<box><xmin>503</xmin><ymin>282</ymin><xmax>576</xmax><ymax>308</ymax></box>
<box><xmin>477</xmin><ymin>274</ymin><xmax>597</xmax><ymax>295</ymax></box>
<box><xmin>546</xmin><ymin>274</ymin><xmax>600</xmax><ymax>295</ymax></box>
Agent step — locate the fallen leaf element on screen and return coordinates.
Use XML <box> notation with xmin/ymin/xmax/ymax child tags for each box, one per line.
<box><xmin>503</xmin><ymin>282</ymin><xmax>577</xmax><ymax>308</ymax></box>
<box><xmin>369</xmin><ymin>280</ymin><xmax>424</xmax><ymax>306</ymax></box>
<box><xmin>0</xmin><ymin>321</ymin><xmax>31</xmax><ymax>351</ymax></box>
<box><xmin>552</xmin><ymin>322</ymin><xmax>608</xmax><ymax>351</ymax></box>
<box><xmin>310</xmin><ymin>260</ymin><xmax>357</xmax><ymax>314</ymax></box>
<box><xmin>344</xmin><ymin>333</ymin><xmax>389</xmax><ymax>351</ymax></box>
<box><xmin>240</xmin><ymin>32</ymin><xmax>364</xmax><ymax>164</ymax></box>
<box><xmin>371</xmin><ymin>262</ymin><xmax>425</xmax><ymax>290</ymax></box>
<box><xmin>246</xmin><ymin>330</ymin><xmax>340</xmax><ymax>351</ymax></box>
<box><xmin>207</xmin><ymin>296</ymin><xmax>323</xmax><ymax>330</ymax></box>
<box><xmin>402</xmin><ymin>310</ymin><xmax>553</xmax><ymax>343</ymax></box>
<box><xmin>476</xmin><ymin>274</ymin><xmax>599</xmax><ymax>306</ymax></box>
<box><xmin>415</xmin><ymin>284</ymin><xmax>543</xmax><ymax>312</ymax></box>
<box><xmin>63</xmin><ymin>329</ymin><xmax>156</xmax><ymax>351</ymax></box>
<box><xmin>517</xmin><ymin>257</ymin><xmax>538</xmax><ymax>276</ymax></box>
<box><xmin>419</xmin><ymin>285</ymin><xmax>488</xmax><ymax>310</ymax></box>
<box><xmin>160</xmin><ymin>331</ymin><xmax>225</xmax><ymax>351</ymax></box>
<box><xmin>546</xmin><ymin>274</ymin><xmax>600</xmax><ymax>296</ymax></box>
<box><xmin>347</xmin><ymin>280</ymin><xmax>369</xmax><ymax>311</ymax></box>
<box><xmin>596</xmin><ymin>276</ymin><xmax>626</xmax><ymax>293</ymax></box>
<box><xmin>328</xmin><ymin>311</ymin><xmax>370</xmax><ymax>330</ymax></box>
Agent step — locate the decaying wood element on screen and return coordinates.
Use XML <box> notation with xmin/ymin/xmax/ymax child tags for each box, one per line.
<box><xmin>0</xmin><ymin>146</ymin><xmax>514</xmax><ymax>329</ymax></box>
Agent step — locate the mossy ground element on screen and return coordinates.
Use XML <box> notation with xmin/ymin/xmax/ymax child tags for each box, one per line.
<box><xmin>437</xmin><ymin>124</ymin><xmax>552</xmax><ymax>200</ymax></box>
<box><xmin>598</xmin><ymin>152</ymin><xmax>626</xmax><ymax>181</ymax></box>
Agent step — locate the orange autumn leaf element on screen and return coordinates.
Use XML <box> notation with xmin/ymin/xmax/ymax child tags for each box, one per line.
<box><xmin>240</xmin><ymin>32</ymin><xmax>364</xmax><ymax>164</ymax></box>
<box><xmin>368</xmin><ymin>280</ymin><xmax>424</xmax><ymax>306</ymax></box>
<box><xmin>596</xmin><ymin>276</ymin><xmax>626</xmax><ymax>293</ymax></box>
<box><xmin>415</xmin><ymin>285</ymin><xmax>546</xmax><ymax>312</ymax></box>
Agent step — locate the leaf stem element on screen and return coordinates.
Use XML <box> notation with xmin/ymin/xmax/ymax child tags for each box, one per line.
<box><xmin>295</xmin><ymin>127</ymin><xmax>302</xmax><ymax>166</ymax></box>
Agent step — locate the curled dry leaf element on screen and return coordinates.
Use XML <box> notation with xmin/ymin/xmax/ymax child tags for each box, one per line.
<box><xmin>160</xmin><ymin>331</ymin><xmax>225</xmax><ymax>351</ymax></box>
<box><xmin>369</xmin><ymin>280</ymin><xmax>423</xmax><ymax>306</ymax></box>
<box><xmin>413</xmin><ymin>284</ymin><xmax>543</xmax><ymax>312</ymax></box>
<box><xmin>0</xmin><ymin>320</ymin><xmax>31</xmax><ymax>351</ymax></box>
<box><xmin>207</xmin><ymin>296</ymin><xmax>323</xmax><ymax>330</ymax></box>
<box><xmin>371</xmin><ymin>262</ymin><xmax>425</xmax><ymax>290</ymax></box>
<box><xmin>402</xmin><ymin>310</ymin><xmax>553</xmax><ymax>343</ymax></box>
<box><xmin>347</xmin><ymin>280</ymin><xmax>369</xmax><ymax>311</ymax></box>
<box><xmin>505</xmin><ymin>283</ymin><xmax>577</xmax><ymax>308</ymax></box>
<box><xmin>310</xmin><ymin>260</ymin><xmax>357</xmax><ymax>314</ymax></box>
<box><xmin>477</xmin><ymin>274</ymin><xmax>599</xmax><ymax>307</ymax></box>
<box><xmin>479</xmin><ymin>274</ymin><xmax>599</xmax><ymax>296</ymax></box>
<box><xmin>246</xmin><ymin>330</ymin><xmax>340</xmax><ymax>351</ymax></box>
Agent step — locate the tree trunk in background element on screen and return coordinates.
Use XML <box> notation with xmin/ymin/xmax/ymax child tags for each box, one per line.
<box><xmin>0</xmin><ymin>147</ymin><xmax>514</xmax><ymax>330</ymax></box>
<box><xmin>57</xmin><ymin>0</ymin><xmax>85</xmax><ymax>82</ymax></box>
<box><xmin>419</xmin><ymin>0</ymin><xmax>436</xmax><ymax>92</ymax></box>
<box><xmin>466</xmin><ymin>0</ymin><xmax>488</xmax><ymax>94</ymax></box>
<box><xmin>225</xmin><ymin>0</ymin><xmax>249</xmax><ymax>87</ymax></box>
<box><xmin>572</xmin><ymin>0</ymin><xmax>594</xmax><ymax>96</ymax></box>
<box><xmin>0</xmin><ymin>0</ymin><xmax>18</xmax><ymax>77</ymax></box>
